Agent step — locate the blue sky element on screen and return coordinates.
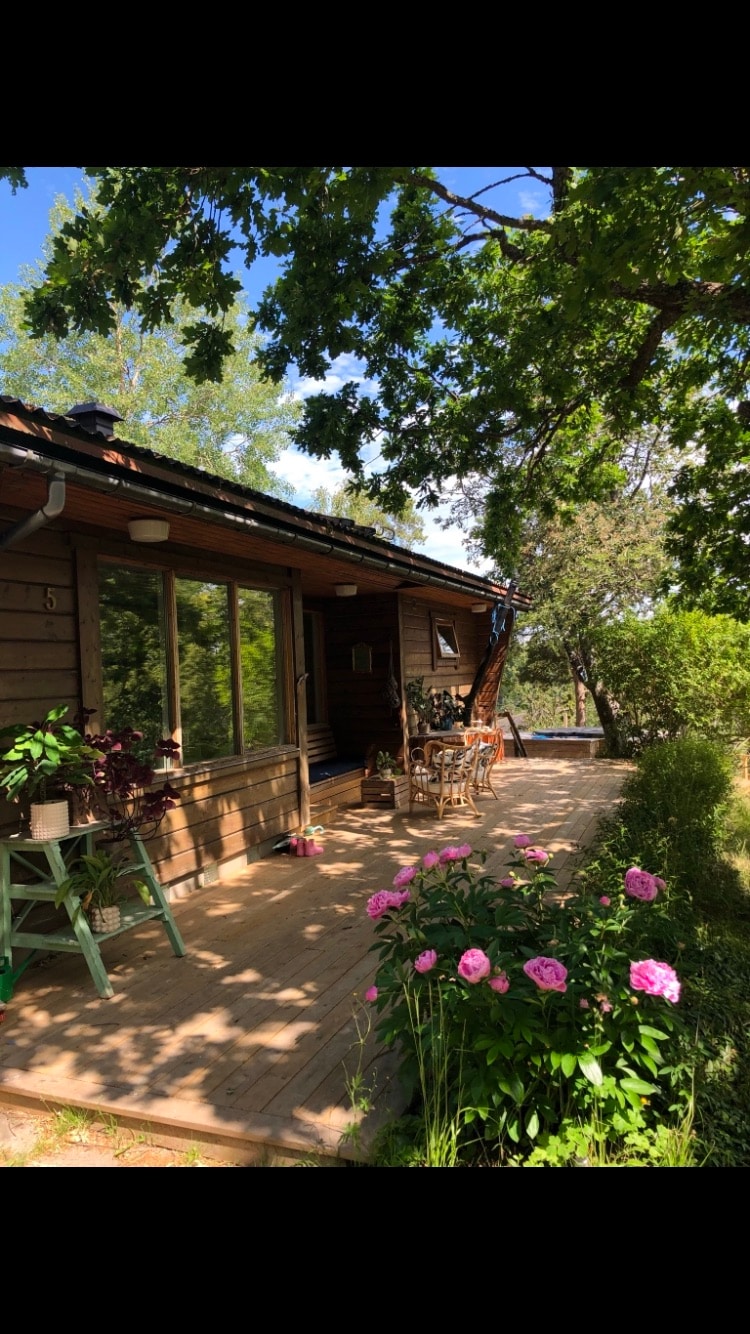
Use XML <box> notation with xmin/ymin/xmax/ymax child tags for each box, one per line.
<box><xmin>0</xmin><ymin>167</ymin><xmax>549</xmax><ymax>569</ymax></box>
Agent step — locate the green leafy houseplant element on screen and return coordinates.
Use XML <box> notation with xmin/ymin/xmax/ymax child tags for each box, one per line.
<box><xmin>0</xmin><ymin>706</ymin><xmax>104</xmax><ymax>837</ymax></box>
<box><xmin>405</xmin><ymin>679</ymin><xmax>430</xmax><ymax>728</ymax></box>
<box><xmin>0</xmin><ymin>705</ymin><xmax>102</xmax><ymax>805</ymax></box>
<box><xmin>375</xmin><ymin>751</ymin><xmax>401</xmax><ymax>778</ymax></box>
<box><xmin>54</xmin><ymin>849</ymin><xmax>150</xmax><ymax>931</ymax></box>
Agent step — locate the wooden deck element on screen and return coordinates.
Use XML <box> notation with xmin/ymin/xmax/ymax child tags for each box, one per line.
<box><xmin>0</xmin><ymin>758</ymin><xmax>630</xmax><ymax>1164</ymax></box>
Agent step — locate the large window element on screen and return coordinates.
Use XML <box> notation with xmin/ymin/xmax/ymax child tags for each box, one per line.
<box><xmin>99</xmin><ymin>562</ymin><xmax>285</xmax><ymax>766</ymax></box>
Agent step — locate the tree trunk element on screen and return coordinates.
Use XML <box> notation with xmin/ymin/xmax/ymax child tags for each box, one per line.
<box><xmin>571</xmin><ymin>667</ymin><xmax>587</xmax><ymax>726</ymax></box>
<box><xmin>568</xmin><ymin>639</ymin><xmax>626</xmax><ymax>755</ymax></box>
<box><xmin>588</xmin><ymin>682</ymin><xmax>625</xmax><ymax>755</ymax></box>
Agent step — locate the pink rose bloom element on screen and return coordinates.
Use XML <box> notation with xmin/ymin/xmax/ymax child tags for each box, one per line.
<box><xmin>599</xmin><ymin>895</ymin><xmax>611</xmax><ymax>906</ymax></box>
<box><xmin>500</xmin><ymin>876</ymin><xmax>516</xmax><ymax>889</ymax></box>
<box><xmin>488</xmin><ymin>971</ymin><xmax>510</xmax><ymax>994</ymax></box>
<box><xmin>457</xmin><ymin>948</ymin><xmax>491</xmax><ymax>984</ymax></box>
<box><xmin>414</xmin><ymin>949</ymin><xmax>438</xmax><ymax>974</ymax></box>
<box><xmin>630</xmin><ymin>960</ymin><xmax>681</xmax><ymax>1004</ymax></box>
<box><xmin>523</xmin><ymin>956</ymin><xmax>568</xmax><ymax>993</ymax></box>
<box><xmin>513</xmin><ymin>834</ymin><xmax>532</xmax><ymax>848</ymax></box>
<box><xmin>365</xmin><ymin>986</ymin><xmax>378</xmax><ymax>1002</ymax></box>
<box><xmin>422</xmin><ymin>850</ymin><xmax>440</xmax><ymax>869</ymax></box>
<box><xmin>624</xmin><ymin>867</ymin><xmax>660</xmax><ymax>901</ymax></box>
<box><xmin>524</xmin><ymin>847</ymin><xmax>549</xmax><ymax>865</ymax></box>
<box><xmin>393</xmin><ymin>865</ymin><xmax>417</xmax><ymax>888</ymax></box>
<box><xmin>456</xmin><ymin>843</ymin><xmax>472</xmax><ymax>859</ymax></box>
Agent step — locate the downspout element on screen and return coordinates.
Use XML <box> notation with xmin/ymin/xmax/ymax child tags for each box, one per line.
<box><xmin>0</xmin><ymin>470</ymin><xmax>66</xmax><ymax>551</ymax></box>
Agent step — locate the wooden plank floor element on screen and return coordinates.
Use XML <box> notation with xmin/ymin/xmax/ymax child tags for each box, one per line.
<box><xmin>0</xmin><ymin>758</ymin><xmax>630</xmax><ymax>1164</ymax></box>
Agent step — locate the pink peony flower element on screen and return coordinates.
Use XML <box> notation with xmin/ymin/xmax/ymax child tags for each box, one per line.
<box><xmin>488</xmin><ymin>971</ymin><xmax>510</xmax><ymax>994</ymax></box>
<box><xmin>579</xmin><ymin>998</ymin><xmax>590</xmax><ymax>1009</ymax></box>
<box><xmin>630</xmin><ymin>960</ymin><xmax>681</xmax><ymax>1004</ymax></box>
<box><xmin>456</xmin><ymin>843</ymin><xmax>473</xmax><ymax>859</ymax></box>
<box><xmin>364</xmin><ymin>986</ymin><xmax>378</xmax><ymax>1002</ymax></box>
<box><xmin>524</xmin><ymin>847</ymin><xmax>550</xmax><ymax>865</ymax></box>
<box><xmin>393</xmin><ymin>865</ymin><xmax>417</xmax><ymax>888</ymax></box>
<box><xmin>599</xmin><ymin>999</ymin><xmax>613</xmax><ymax>1013</ymax></box>
<box><xmin>500</xmin><ymin>877</ymin><xmax>516</xmax><ymax>889</ymax></box>
<box><xmin>439</xmin><ymin>846</ymin><xmax>462</xmax><ymax>864</ymax></box>
<box><xmin>513</xmin><ymin>834</ymin><xmax>532</xmax><ymax>848</ymax></box>
<box><xmin>523</xmin><ymin>956</ymin><xmax>568</xmax><ymax>993</ymax></box>
<box><xmin>624</xmin><ymin>867</ymin><xmax>660</xmax><ymax>902</ymax></box>
<box><xmin>422</xmin><ymin>850</ymin><xmax>440</xmax><ymax>869</ymax></box>
<box><xmin>366</xmin><ymin>889</ymin><xmax>410</xmax><ymax>920</ymax></box>
<box><xmin>599</xmin><ymin>895</ymin><xmax>611</xmax><ymax>907</ymax></box>
<box><xmin>457</xmin><ymin>948</ymin><xmax>491</xmax><ymax>984</ymax></box>
<box><xmin>414</xmin><ymin>949</ymin><xmax>438</xmax><ymax>974</ymax></box>
<box><xmin>367</xmin><ymin>891</ymin><xmax>393</xmax><ymax>920</ymax></box>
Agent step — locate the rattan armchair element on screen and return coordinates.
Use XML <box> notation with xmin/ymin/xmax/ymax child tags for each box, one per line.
<box><xmin>408</xmin><ymin>740</ymin><xmax>482</xmax><ymax>818</ymax></box>
<box><xmin>465</xmin><ymin>729</ymin><xmax>504</xmax><ymax>800</ymax></box>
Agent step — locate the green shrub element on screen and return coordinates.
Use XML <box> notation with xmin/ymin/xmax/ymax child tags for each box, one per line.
<box><xmin>618</xmin><ymin>736</ymin><xmax>733</xmax><ymax>893</ymax></box>
<box><xmin>365</xmin><ymin>840</ymin><xmax>689</xmax><ymax>1160</ymax></box>
<box><xmin>592</xmin><ymin>608</ymin><xmax>750</xmax><ymax>748</ymax></box>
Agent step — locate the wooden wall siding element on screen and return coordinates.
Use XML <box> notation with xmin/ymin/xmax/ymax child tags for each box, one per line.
<box><xmin>144</xmin><ymin>753</ymin><xmax>300</xmax><ymax>885</ymax></box>
<box><xmin>0</xmin><ymin>519</ymin><xmax>302</xmax><ymax>881</ymax></box>
<box><xmin>0</xmin><ymin>521</ymin><xmax>78</xmax><ymax>727</ymax></box>
<box><xmin>399</xmin><ymin>597</ymin><xmax>490</xmax><ymax>702</ymax></box>
<box><xmin>0</xmin><ymin>519</ymin><xmax>79</xmax><ymax>838</ymax></box>
<box><xmin>307</xmin><ymin>595</ymin><xmax>403</xmax><ymax>766</ymax></box>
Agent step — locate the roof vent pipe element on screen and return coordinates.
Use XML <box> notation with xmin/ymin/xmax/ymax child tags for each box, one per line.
<box><xmin>0</xmin><ymin>470</ymin><xmax>66</xmax><ymax>552</ymax></box>
<box><xmin>67</xmin><ymin>402</ymin><xmax>124</xmax><ymax>438</ymax></box>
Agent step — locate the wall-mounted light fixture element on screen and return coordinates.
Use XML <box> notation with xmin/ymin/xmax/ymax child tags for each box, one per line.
<box><xmin>335</xmin><ymin>583</ymin><xmax>358</xmax><ymax>597</ymax></box>
<box><xmin>128</xmin><ymin>518</ymin><xmax>170</xmax><ymax>543</ymax></box>
<box><xmin>471</xmin><ymin>602</ymin><xmax>489</xmax><ymax>613</ymax></box>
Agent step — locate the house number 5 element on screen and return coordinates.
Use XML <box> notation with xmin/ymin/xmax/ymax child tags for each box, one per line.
<box><xmin>44</xmin><ymin>587</ymin><xmax>57</xmax><ymax>610</ymax></box>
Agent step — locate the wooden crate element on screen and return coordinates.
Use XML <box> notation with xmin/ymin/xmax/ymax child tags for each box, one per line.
<box><xmin>361</xmin><ymin>775</ymin><xmax>410</xmax><ymax>809</ymax></box>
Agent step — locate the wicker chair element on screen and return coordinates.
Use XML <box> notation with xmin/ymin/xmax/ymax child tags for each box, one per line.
<box><xmin>465</xmin><ymin>729</ymin><xmax>504</xmax><ymax>800</ymax></box>
<box><xmin>408</xmin><ymin>740</ymin><xmax>482</xmax><ymax>818</ymax></box>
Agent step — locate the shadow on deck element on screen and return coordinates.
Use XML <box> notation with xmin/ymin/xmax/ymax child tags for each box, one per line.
<box><xmin>0</xmin><ymin>758</ymin><xmax>630</xmax><ymax>1165</ymax></box>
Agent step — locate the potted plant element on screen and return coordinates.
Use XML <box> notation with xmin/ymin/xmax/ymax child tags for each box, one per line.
<box><xmin>81</xmin><ymin>719</ymin><xmax>181</xmax><ymax>842</ymax></box>
<box><xmin>0</xmin><ymin>705</ymin><xmax>104</xmax><ymax>840</ymax></box>
<box><xmin>375</xmin><ymin>750</ymin><xmax>401</xmax><ymax>779</ymax></box>
<box><xmin>54</xmin><ymin>848</ymin><xmax>151</xmax><ymax>933</ymax></box>
<box><xmin>405</xmin><ymin>678</ymin><xmax>430</xmax><ymax>732</ymax></box>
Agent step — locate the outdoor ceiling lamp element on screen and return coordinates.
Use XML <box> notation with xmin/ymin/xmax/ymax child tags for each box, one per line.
<box><xmin>471</xmin><ymin>602</ymin><xmax>489</xmax><ymax>613</ymax></box>
<box><xmin>335</xmin><ymin>583</ymin><xmax>358</xmax><ymax>597</ymax></box>
<box><xmin>128</xmin><ymin>517</ymin><xmax>170</xmax><ymax>543</ymax></box>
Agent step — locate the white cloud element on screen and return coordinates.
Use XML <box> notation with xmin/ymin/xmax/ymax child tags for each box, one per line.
<box><xmin>269</xmin><ymin>447</ymin><xmax>351</xmax><ymax>502</ymax></box>
<box><xmin>270</xmin><ymin>445</ymin><xmax>492</xmax><ymax>573</ymax></box>
<box><xmin>518</xmin><ymin>189</ymin><xmax>546</xmax><ymax>218</ymax></box>
<box><xmin>291</xmin><ymin>352</ymin><xmax>379</xmax><ymax>402</ymax></box>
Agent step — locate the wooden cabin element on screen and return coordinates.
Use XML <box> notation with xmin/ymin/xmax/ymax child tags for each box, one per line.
<box><xmin>0</xmin><ymin>397</ymin><xmax>527</xmax><ymax>895</ymax></box>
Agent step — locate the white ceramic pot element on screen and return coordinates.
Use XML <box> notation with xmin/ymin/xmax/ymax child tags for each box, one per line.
<box><xmin>89</xmin><ymin>905</ymin><xmax>121</xmax><ymax>934</ymax></box>
<box><xmin>30</xmin><ymin>800</ymin><xmax>70</xmax><ymax>841</ymax></box>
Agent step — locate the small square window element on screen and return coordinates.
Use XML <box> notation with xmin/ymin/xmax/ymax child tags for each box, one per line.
<box><xmin>432</xmin><ymin>616</ymin><xmax>460</xmax><ymax>668</ymax></box>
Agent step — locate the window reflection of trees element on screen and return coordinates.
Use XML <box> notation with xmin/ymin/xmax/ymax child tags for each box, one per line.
<box><xmin>239</xmin><ymin>589</ymin><xmax>281</xmax><ymax>749</ymax></box>
<box><xmin>176</xmin><ymin>579</ymin><xmax>234</xmax><ymax>765</ymax></box>
<box><xmin>99</xmin><ymin>565</ymin><xmax>284</xmax><ymax>768</ymax></box>
<box><xmin>99</xmin><ymin>565</ymin><xmax>169</xmax><ymax>764</ymax></box>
